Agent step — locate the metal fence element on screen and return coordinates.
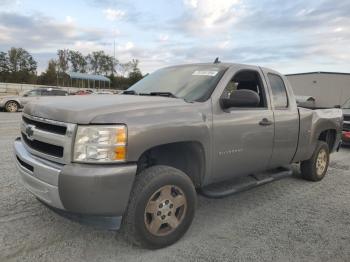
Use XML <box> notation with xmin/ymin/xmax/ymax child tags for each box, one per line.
<box><xmin>0</xmin><ymin>82</ymin><xmax>120</xmax><ymax>95</ymax></box>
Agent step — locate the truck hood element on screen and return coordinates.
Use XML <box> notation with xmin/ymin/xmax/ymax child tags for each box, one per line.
<box><xmin>24</xmin><ymin>94</ymin><xmax>191</xmax><ymax>124</ymax></box>
<box><xmin>342</xmin><ymin>108</ymin><xmax>350</xmax><ymax>115</ymax></box>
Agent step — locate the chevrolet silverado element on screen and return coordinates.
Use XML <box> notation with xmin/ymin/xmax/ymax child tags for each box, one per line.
<box><xmin>14</xmin><ymin>63</ymin><xmax>343</xmax><ymax>249</ymax></box>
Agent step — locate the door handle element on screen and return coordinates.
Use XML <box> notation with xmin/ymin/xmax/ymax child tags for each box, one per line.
<box><xmin>259</xmin><ymin>118</ymin><xmax>273</xmax><ymax>126</ymax></box>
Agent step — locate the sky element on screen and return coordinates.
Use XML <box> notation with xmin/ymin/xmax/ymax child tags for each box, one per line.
<box><xmin>0</xmin><ymin>0</ymin><xmax>349</xmax><ymax>74</ymax></box>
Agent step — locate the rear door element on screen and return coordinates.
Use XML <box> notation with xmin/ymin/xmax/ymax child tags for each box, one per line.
<box><xmin>260</xmin><ymin>68</ymin><xmax>299</xmax><ymax>168</ymax></box>
<box><xmin>52</xmin><ymin>90</ymin><xmax>68</xmax><ymax>96</ymax></box>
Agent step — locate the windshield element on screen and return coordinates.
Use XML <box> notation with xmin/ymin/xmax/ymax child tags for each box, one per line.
<box><xmin>127</xmin><ymin>65</ymin><xmax>228</xmax><ymax>102</ymax></box>
<box><xmin>343</xmin><ymin>98</ymin><xmax>350</xmax><ymax>109</ymax></box>
<box><xmin>24</xmin><ymin>89</ymin><xmax>41</xmax><ymax>97</ymax></box>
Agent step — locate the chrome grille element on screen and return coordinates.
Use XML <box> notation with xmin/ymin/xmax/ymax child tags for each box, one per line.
<box><xmin>344</xmin><ymin>114</ymin><xmax>350</xmax><ymax>131</ymax></box>
<box><xmin>22</xmin><ymin>115</ymin><xmax>67</xmax><ymax>135</ymax></box>
<box><xmin>344</xmin><ymin>122</ymin><xmax>350</xmax><ymax>131</ymax></box>
<box><xmin>20</xmin><ymin>114</ymin><xmax>76</xmax><ymax>164</ymax></box>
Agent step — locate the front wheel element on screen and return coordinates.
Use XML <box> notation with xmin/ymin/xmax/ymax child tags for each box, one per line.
<box><xmin>301</xmin><ymin>141</ymin><xmax>330</xmax><ymax>181</ymax></box>
<box><xmin>121</xmin><ymin>165</ymin><xmax>196</xmax><ymax>249</ymax></box>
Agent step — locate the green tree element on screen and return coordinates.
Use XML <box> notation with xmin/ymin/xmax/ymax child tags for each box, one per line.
<box><xmin>5</xmin><ymin>47</ymin><xmax>37</xmax><ymax>83</ymax></box>
<box><xmin>68</xmin><ymin>50</ymin><xmax>87</xmax><ymax>73</ymax></box>
<box><xmin>0</xmin><ymin>51</ymin><xmax>9</xmax><ymax>82</ymax></box>
<box><xmin>130</xmin><ymin>59</ymin><xmax>139</xmax><ymax>72</ymax></box>
<box><xmin>7</xmin><ymin>47</ymin><xmax>37</xmax><ymax>73</ymax></box>
<box><xmin>87</xmin><ymin>51</ymin><xmax>104</xmax><ymax>74</ymax></box>
<box><xmin>100</xmin><ymin>54</ymin><xmax>115</xmax><ymax>76</ymax></box>
<box><xmin>128</xmin><ymin>59</ymin><xmax>143</xmax><ymax>86</ymax></box>
<box><xmin>37</xmin><ymin>59</ymin><xmax>58</xmax><ymax>86</ymax></box>
<box><xmin>57</xmin><ymin>49</ymin><xmax>69</xmax><ymax>73</ymax></box>
<box><xmin>87</xmin><ymin>51</ymin><xmax>115</xmax><ymax>76</ymax></box>
<box><xmin>56</xmin><ymin>49</ymin><xmax>70</xmax><ymax>86</ymax></box>
<box><xmin>118</xmin><ymin>62</ymin><xmax>131</xmax><ymax>77</ymax></box>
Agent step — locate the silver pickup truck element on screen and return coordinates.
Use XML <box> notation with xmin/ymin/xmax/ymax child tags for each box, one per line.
<box><xmin>14</xmin><ymin>63</ymin><xmax>343</xmax><ymax>249</ymax></box>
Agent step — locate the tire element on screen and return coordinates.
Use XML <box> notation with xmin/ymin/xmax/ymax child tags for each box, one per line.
<box><xmin>301</xmin><ymin>141</ymin><xmax>330</xmax><ymax>181</ymax></box>
<box><xmin>5</xmin><ymin>101</ymin><xmax>19</xmax><ymax>112</ymax></box>
<box><xmin>121</xmin><ymin>165</ymin><xmax>197</xmax><ymax>249</ymax></box>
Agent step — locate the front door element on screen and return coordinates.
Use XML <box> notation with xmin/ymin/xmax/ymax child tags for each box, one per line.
<box><xmin>211</xmin><ymin>68</ymin><xmax>274</xmax><ymax>183</ymax></box>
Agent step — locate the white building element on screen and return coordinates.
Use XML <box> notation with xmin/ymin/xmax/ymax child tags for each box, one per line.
<box><xmin>286</xmin><ymin>72</ymin><xmax>350</xmax><ymax>108</ymax></box>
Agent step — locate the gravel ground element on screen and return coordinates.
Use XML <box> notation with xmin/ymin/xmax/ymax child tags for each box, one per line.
<box><xmin>0</xmin><ymin>112</ymin><xmax>349</xmax><ymax>262</ymax></box>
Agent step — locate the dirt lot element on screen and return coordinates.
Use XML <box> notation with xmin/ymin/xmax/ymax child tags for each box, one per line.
<box><xmin>1</xmin><ymin>112</ymin><xmax>350</xmax><ymax>262</ymax></box>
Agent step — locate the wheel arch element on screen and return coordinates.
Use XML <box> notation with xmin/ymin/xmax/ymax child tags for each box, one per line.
<box><xmin>135</xmin><ymin>141</ymin><xmax>206</xmax><ymax>188</ymax></box>
<box><xmin>310</xmin><ymin>116</ymin><xmax>340</xmax><ymax>155</ymax></box>
<box><xmin>318</xmin><ymin>129</ymin><xmax>337</xmax><ymax>151</ymax></box>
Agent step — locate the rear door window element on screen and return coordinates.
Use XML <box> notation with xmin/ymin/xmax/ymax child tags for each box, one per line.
<box><xmin>267</xmin><ymin>73</ymin><xmax>288</xmax><ymax>109</ymax></box>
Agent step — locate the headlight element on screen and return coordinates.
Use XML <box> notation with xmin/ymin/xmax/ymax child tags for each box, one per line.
<box><xmin>73</xmin><ymin>125</ymin><xmax>127</xmax><ymax>163</ymax></box>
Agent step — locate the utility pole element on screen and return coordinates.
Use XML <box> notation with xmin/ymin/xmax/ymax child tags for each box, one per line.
<box><xmin>114</xmin><ymin>40</ymin><xmax>116</xmax><ymax>62</ymax></box>
<box><xmin>113</xmin><ymin>39</ymin><xmax>116</xmax><ymax>89</ymax></box>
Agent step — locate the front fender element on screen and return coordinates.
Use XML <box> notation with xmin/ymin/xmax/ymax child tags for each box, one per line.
<box><xmin>90</xmin><ymin>101</ymin><xmax>213</xmax><ymax>181</ymax></box>
<box><xmin>126</xmin><ymin>106</ymin><xmax>211</xmax><ymax>162</ymax></box>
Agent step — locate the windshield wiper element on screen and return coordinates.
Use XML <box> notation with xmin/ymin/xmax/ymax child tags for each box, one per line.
<box><xmin>139</xmin><ymin>92</ymin><xmax>178</xmax><ymax>98</ymax></box>
<box><xmin>122</xmin><ymin>90</ymin><xmax>138</xmax><ymax>95</ymax></box>
<box><xmin>122</xmin><ymin>90</ymin><xmax>191</xmax><ymax>102</ymax></box>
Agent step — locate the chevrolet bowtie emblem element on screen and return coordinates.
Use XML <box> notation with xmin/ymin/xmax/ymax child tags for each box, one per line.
<box><xmin>25</xmin><ymin>125</ymin><xmax>35</xmax><ymax>140</ymax></box>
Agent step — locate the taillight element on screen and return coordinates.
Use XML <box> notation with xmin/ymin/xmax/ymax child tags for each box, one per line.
<box><xmin>343</xmin><ymin>131</ymin><xmax>350</xmax><ymax>139</ymax></box>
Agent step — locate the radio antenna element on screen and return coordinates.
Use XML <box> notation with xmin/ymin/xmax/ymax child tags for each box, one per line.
<box><xmin>214</xmin><ymin>57</ymin><xmax>220</xmax><ymax>64</ymax></box>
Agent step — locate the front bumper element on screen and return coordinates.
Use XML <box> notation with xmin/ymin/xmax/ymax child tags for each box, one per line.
<box><xmin>14</xmin><ymin>137</ymin><xmax>137</xmax><ymax>216</ymax></box>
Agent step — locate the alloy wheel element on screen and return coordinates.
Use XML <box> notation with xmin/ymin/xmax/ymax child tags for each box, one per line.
<box><xmin>144</xmin><ymin>185</ymin><xmax>187</xmax><ymax>236</ymax></box>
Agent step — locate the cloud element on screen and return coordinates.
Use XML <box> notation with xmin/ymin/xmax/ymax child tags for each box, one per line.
<box><xmin>233</xmin><ymin>0</ymin><xmax>350</xmax><ymax>65</ymax></box>
<box><xmin>103</xmin><ymin>8</ymin><xmax>125</xmax><ymax>21</ymax></box>
<box><xmin>1</xmin><ymin>0</ymin><xmax>350</xmax><ymax>75</ymax></box>
<box><xmin>158</xmin><ymin>34</ymin><xmax>169</xmax><ymax>42</ymax></box>
<box><xmin>116</xmin><ymin>41</ymin><xmax>134</xmax><ymax>52</ymax></box>
<box><xmin>0</xmin><ymin>12</ymin><xmax>110</xmax><ymax>72</ymax></box>
<box><xmin>162</xmin><ymin>0</ymin><xmax>350</xmax><ymax>73</ymax></box>
<box><xmin>178</xmin><ymin>0</ymin><xmax>246</xmax><ymax>35</ymax></box>
<box><xmin>65</xmin><ymin>16</ymin><xmax>75</xmax><ymax>24</ymax></box>
<box><xmin>0</xmin><ymin>0</ymin><xmax>20</xmax><ymax>6</ymax></box>
<box><xmin>0</xmin><ymin>12</ymin><xmax>105</xmax><ymax>52</ymax></box>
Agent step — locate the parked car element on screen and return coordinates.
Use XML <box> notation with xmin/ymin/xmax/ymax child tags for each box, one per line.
<box><xmin>341</xmin><ymin>98</ymin><xmax>350</xmax><ymax>145</ymax></box>
<box><xmin>72</xmin><ymin>90</ymin><xmax>94</xmax><ymax>95</ymax></box>
<box><xmin>0</xmin><ymin>88</ymin><xmax>68</xmax><ymax>112</ymax></box>
<box><xmin>94</xmin><ymin>91</ymin><xmax>114</xmax><ymax>95</ymax></box>
<box><xmin>14</xmin><ymin>63</ymin><xmax>342</xmax><ymax>249</ymax></box>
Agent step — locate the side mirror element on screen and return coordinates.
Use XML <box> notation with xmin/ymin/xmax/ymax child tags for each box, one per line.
<box><xmin>220</xmin><ymin>89</ymin><xmax>260</xmax><ymax>109</ymax></box>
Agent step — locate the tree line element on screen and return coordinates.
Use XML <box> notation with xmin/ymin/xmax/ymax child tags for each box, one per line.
<box><xmin>0</xmin><ymin>47</ymin><xmax>143</xmax><ymax>89</ymax></box>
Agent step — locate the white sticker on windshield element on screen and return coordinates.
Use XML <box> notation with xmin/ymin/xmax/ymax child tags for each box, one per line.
<box><xmin>192</xmin><ymin>70</ymin><xmax>218</xmax><ymax>76</ymax></box>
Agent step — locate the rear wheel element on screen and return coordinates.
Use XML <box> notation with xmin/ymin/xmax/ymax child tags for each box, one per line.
<box><xmin>5</xmin><ymin>101</ymin><xmax>19</xmax><ymax>112</ymax></box>
<box><xmin>121</xmin><ymin>165</ymin><xmax>196</xmax><ymax>249</ymax></box>
<box><xmin>301</xmin><ymin>141</ymin><xmax>329</xmax><ymax>181</ymax></box>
